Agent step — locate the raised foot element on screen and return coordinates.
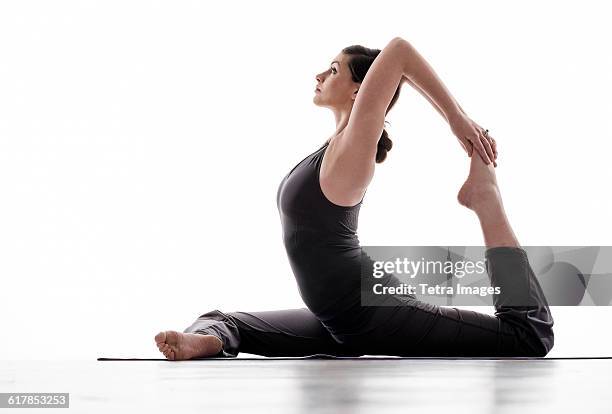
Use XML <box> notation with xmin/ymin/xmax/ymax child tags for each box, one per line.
<box><xmin>457</xmin><ymin>153</ymin><xmax>501</xmax><ymax>212</ymax></box>
<box><xmin>154</xmin><ymin>330</ymin><xmax>223</xmax><ymax>361</ymax></box>
<box><xmin>457</xmin><ymin>180</ymin><xmax>500</xmax><ymax>211</ymax></box>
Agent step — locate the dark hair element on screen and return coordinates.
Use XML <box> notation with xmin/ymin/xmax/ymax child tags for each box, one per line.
<box><xmin>341</xmin><ymin>45</ymin><xmax>402</xmax><ymax>163</ymax></box>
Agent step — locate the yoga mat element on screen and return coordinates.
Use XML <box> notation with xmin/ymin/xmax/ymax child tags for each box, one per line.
<box><xmin>98</xmin><ymin>355</ymin><xmax>612</xmax><ymax>361</ymax></box>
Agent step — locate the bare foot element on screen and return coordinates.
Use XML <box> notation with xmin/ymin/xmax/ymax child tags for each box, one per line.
<box><xmin>457</xmin><ymin>153</ymin><xmax>501</xmax><ymax>212</ymax></box>
<box><xmin>154</xmin><ymin>331</ymin><xmax>223</xmax><ymax>361</ymax></box>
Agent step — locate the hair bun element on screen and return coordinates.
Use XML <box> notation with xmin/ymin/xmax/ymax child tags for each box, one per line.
<box><xmin>375</xmin><ymin>130</ymin><xmax>393</xmax><ymax>163</ymax></box>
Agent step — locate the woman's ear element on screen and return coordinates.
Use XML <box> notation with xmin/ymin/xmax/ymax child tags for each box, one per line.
<box><xmin>352</xmin><ymin>88</ymin><xmax>359</xmax><ymax>100</ymax></box>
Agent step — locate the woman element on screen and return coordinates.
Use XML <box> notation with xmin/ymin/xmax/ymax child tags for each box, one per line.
<box><xmin>155</xmin><ymin>37</ymin><xmax>554</xmax><ymax>359</ymax></box>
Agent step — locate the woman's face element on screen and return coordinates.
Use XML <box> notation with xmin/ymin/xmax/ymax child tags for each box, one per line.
<box><xmin>313</xmin><ymin>52</ymin><xmax>360</xmax><ymax>109</ymax></box>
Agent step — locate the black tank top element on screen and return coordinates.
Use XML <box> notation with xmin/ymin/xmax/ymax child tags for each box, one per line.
<box><xmin>276</xmin><ymin>141</ymin><xmax>418</xmax><ymax>343</ymax></box>
<box><xmin>276</xmin><ymin>141</ymin><xmax>372</xmax><ymax>330</ymax></box>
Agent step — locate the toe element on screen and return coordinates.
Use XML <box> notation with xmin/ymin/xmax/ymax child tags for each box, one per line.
<box><xmin>155</xmin><ymin>331</ymin><xmax>167</xmax><ymax>344</ymax></box>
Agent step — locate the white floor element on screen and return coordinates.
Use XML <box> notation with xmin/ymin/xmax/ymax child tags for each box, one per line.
<box><xmin>1</xmin><ymin>358</ymin><xmax>610</xmax><ymax>413</ymax></box>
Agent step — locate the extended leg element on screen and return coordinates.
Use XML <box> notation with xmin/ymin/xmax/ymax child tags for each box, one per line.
<box><xmin>156</xmin><ymin>307</ymin><xmax>363</xmax><ymax>360</ymax></box>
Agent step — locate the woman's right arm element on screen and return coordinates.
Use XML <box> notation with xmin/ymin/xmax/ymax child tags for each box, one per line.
<box><xmin>396</xmin><ymin>38</ymin><xmax>494</xmax><ymax>163</ymax></box>
<box><xmin>401</xmin><ymin>76</ymin><xmax>469</xmax><ymax>121</ymax></box>
<box><xmin>401</xmin><ymin>76</ymin><xmax>479</xmax><ymax>157</ymax></box>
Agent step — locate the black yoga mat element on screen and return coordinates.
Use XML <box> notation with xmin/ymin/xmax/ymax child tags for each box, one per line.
<box><xmin>98</xmin><ymin>355</ymin><xmax>612</xmax><ymax>361</ymax></box>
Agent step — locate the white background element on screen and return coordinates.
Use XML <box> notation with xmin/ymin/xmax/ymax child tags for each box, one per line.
<box><xmin>0</xmin><ymin>0</ymin><xmax>610</xmax><ymax>360</ymax></box>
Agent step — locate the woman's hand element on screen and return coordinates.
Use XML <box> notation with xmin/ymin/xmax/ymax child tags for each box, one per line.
<box><xmin>449</xmin><ymin>112</ymin><xmax>497</xmax><ymax>166</ymax></box>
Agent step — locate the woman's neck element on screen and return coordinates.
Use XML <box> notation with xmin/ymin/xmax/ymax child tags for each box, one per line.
<box><xmin>326</xmin><ymin>106</ymin><xmax>351</xmax><ymax>145</ymax></box>
<box><xmin>325</xmin><ymin>126</ymin><xmax>348</xmax><ymax>146</ymax></box>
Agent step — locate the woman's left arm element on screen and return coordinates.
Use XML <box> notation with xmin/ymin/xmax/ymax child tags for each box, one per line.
<box><xmin>397</xmin><ymin>39</ymin><xmax>496</xmax><ymax>164</ymax></box>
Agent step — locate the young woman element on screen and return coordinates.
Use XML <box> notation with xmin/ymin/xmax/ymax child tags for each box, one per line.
<box><xmin>155</xmin><ymin>37</ymin><xmax>554</xmax><ymax>359</ymax></box>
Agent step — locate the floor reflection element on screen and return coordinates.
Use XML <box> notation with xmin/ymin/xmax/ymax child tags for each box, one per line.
<box><xmin>287</xmin><ymin>359</ymin><xmax>560</xmax><ymax>413</ymax></box>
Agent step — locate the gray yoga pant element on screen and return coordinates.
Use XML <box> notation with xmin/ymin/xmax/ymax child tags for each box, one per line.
<box><xmin>183</xmin><ymin>247</ymin><xmax>554</xmax><ymax>357</ymax></box>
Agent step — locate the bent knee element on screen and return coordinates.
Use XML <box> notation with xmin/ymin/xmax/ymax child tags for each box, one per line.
<box><xmin>524</xmin><ymin>328</ymin><xmax>555</xmax><ymax>357</ymax></box>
